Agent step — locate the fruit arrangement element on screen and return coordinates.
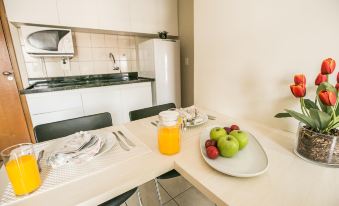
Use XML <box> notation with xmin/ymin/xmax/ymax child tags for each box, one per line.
<box><xmin>205</xmin><ymin>125</ymin><xmax>249</xmax><ymax>159</ymax></box>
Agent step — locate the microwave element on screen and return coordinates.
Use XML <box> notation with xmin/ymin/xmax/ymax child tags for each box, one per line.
<box><xmin>21</xmin><ymin>26</ymin><xmax>74</xmax><ymax>57</ymax></box>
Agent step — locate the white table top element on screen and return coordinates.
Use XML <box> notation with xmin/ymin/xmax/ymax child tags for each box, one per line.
<box><xmin>1</xmin><ymin>108</ymin><xmax>339</xmax><ymax>206</ymax></box>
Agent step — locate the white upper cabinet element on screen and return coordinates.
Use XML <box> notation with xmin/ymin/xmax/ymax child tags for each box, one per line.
<box><xmin>129</xmin><ymin>0</ymin><xmax>178</xmax><ymax>36</ymax></box>
<box><xmin>97</xmin><ymin>0</ymin><xmax>130</xmax><ymax>32</ymax></box>
<box><xmin>129</xmin><ymin>0</ymin><xmax>158</xmax><ymax>34</ymax></box>
<box><xmin>3</xmin><ymin>0</ymin><xmax>59</xmax><ymax>25</ymax></box>
<box><xmin>57</xmin><ymin>0</ymin><xmax>100</xmax><ymax>29</ymax></box>
<box><xmin>4</xmin><ymin>0</ymin><xmax>178</xmax><ymax>36</ymax></box>
<box><xmin>156</xmin><ymin>0</ymin><xmax>178</xmax><ymax>36</ymax></box>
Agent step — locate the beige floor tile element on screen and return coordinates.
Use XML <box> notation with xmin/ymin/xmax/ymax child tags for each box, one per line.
<box><xmin>174</xmin><ymin>187</ymin><xmax>215</xmax><ymax>206</ymax></box>
<box><xmin>163</xmin><ymin>200</ymin><xmax>178</xmax><ymax>206</ymax></box>
<box><xmin>122</xmin><ymin>180</ymin><xmax>172</xmax><ymax>206</ymax></box>
<box><xmin>158</xmin><ymin>176</ymin><xmax>192</xmax><ymax>198</ymax></box>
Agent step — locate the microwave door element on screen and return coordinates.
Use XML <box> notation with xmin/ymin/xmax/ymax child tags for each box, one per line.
<box><xmin>27</xmin><ymin>30</ymin><xmax>69</xmax><ymax>51</ymax></box>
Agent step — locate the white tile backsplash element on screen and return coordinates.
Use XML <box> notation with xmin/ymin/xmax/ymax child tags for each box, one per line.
<box><xmin>77</xmin><ymin>47</ymin><xmax>92</xmax><ymax>61</ymax></box>
<box><xmin>66</xmin><ymin>62</ymin><xmax>81</xmax><ymax>76</ymax></box>
<box><xmin>90</xmin><ymin>33</ymin><xmax>105</xmax><ymax>47</ymax></box>
<box><xmin>104</xmin><ymin>34</ymin><xmax>118</xmax><ymax>47</ymax></box>
<box><xmin>26</xmin><ymin>62</ymin><xmax>45</xmax><ymax>78</ymax></box>
<box><xmin>79</xmin><ymin>61</ymin><xmax>94</xmax><ymax>75</ymax></box>
<box><xmin>20</xmin><ymin>30</ymin><xmax>146</xmax><ymax>79</ymax></box>
<box><xmin>75</xmin><ymin>32</ymin><xmax>91</xmax><ymax>47</ymax></box>
<box><xmin>45</xmin><ymin>62</ymin><xmax>65</xmax><ymax>77</ymax></box>
<box><xmin>92</xmin><ymin>48</ymin><xmax>107</xmax><ymax>61</ymax></box>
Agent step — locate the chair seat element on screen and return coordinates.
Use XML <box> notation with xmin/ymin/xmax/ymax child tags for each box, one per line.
<box><xmin>158</xmin><ymin>169</ymin><xmax>180</xmax><ymax>179</ymax></box>
<box><xmin>99</xmin><ymin>187</ymin><xmax>137</xmax><ymax>206</ymax></box>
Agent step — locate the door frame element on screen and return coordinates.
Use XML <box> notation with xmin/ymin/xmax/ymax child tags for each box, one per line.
<box><xmin>0</xmin><ymin>0</ymin><xmax>34</xmax><ymax>142</ymax></box>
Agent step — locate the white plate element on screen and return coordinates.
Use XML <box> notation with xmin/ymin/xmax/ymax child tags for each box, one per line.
<box><xmin>186</xmin><ymin>113</ymin><xmax>208</xmax><ymax>127</ymax></box>
<box><xmin>200</xmin><ymin>125</ymin><xmax>269</xmax><ymax>177</ymax></box>
<box><xmin>90</xmin><ymin>130</ymin><xmax>116</xmax><ymax>157</ymax></box>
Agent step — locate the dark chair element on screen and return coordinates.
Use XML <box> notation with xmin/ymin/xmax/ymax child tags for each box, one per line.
<box><xmin>129</xmin><ymin>103</ymin><xmax>180</xmax><ymax>205</ymax></box>
<box><xmin>34</xmin><ymin>113</ymin><xmax>142</xmax><ymax>206</ymax></box>
<box><xmin>129</xmin><ymin>103</ymin><xmax>176</xmax><ymax>121</ymax></box>
<box><xmin>34</xmin><ymin>112</ymin><xmax>113</xmax><ymax>142</ymax></box>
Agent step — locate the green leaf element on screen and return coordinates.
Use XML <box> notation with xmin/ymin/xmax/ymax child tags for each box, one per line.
<box><xmin>309</xmin><ymin>108</ymin><xmax>331</xmax><ymax>131</ymax></box>
<box><xmin>328</xmin><ymin>120</ymin><xmax>339</xmax><ymax>131</ymax></box>
<box><xmin>285</xmin><ymin>109</ymin><xmax>316</xmax><ymax>128</ymax></box>
<box><xmin>274</xmin><ymin>113</ymin><xmax>292</xmax><ymax>118</ymax></box>
<box><xmin>304</xmin><ymin>99</ymin><xmax>319</xmax><ymax>110</ymax></box>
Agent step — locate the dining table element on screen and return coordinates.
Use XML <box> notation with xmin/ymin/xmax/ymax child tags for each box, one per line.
<box><xmin>0</xmin><ymin>107</ymin><xmax>338</xmax><ymax>206</ymax></box>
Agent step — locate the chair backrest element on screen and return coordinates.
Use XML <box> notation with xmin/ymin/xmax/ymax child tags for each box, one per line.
<box><xmin>34</xmin><ymin>112</ymin><xmax>113</xmax><ymax>142</ymax></box>
<box><xmin>129</xmin><ymin>103</ymin><xmax>176</xmax><ymax>121</ymax></box>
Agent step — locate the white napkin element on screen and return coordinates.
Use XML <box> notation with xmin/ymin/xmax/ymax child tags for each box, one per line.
<box><xmin>47</xmin><ymin>131</ymin><xmax>105</xmax><ymax>168</ymax></box>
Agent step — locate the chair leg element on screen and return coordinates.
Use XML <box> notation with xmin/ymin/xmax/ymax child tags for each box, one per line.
<box><xmin>154</xmin><ymin>178</ymin><xmax>162</xmax><ymax>205</ymax></box>
<box><xmin>137</xmin><ymin>187</ymin><xmax>143</xmax><ymax>206</ymax></box>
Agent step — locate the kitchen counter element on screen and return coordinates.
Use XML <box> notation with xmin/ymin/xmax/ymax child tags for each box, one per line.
<box><xmin>21</xmin><ymin>72</ymin><xmax>154</xmax><ymax>94</ymax></box>
<box><xmin>1</xmin><ymin>107</ymin><xmax>338</xmax><ymax>206</ymax></box>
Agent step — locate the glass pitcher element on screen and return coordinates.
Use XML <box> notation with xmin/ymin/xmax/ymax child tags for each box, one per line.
<box><xmin>158</xmin><ymin>111</ymin><xmax>182</xmax><ymax>155</ymax></box>
<box><xmin>1</xmin><ymin>143</ymin><xmax>41</xmax><ymax>196</ymax></box>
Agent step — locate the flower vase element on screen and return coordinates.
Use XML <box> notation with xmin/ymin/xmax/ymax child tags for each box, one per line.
<box><xmin>295</xmin><ymin>123</ymin><xmax>339</xmax><ymax>166</ymax></box>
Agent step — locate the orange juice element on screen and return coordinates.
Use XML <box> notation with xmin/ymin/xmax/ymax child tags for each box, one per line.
<box><xmin>158</xmin><ymin>125</ymin><xmax>181</xmax><ymax>155</ymax></box>
<box><xmin>158</xmin><ymin>111</ymin><xmax>182</xmax><ymax>155</ymax></box>
<box><xmin>5</xmin><ymin>155</ymin><xmax>41</xmax><ymax>195</ymax></box>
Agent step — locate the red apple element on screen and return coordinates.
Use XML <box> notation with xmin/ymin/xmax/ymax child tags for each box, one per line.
<box><xmin>224</xmin><ymin>127</ymin><xmax>232</xmax><ymax>134</ymax></box>
<box><xmin>230</xmin><ymin>124</ymin><xmax>240</xmax><ymax>131</ymax></box>
<box><xmin>205</xmin><ymin>139</ymin><xmax>217</xmax><ymax>149</ymax></box>
<box><xmin>206</xmin><ymin>146</ymin><xmax>219</xmax><ymax>159</ymax></box>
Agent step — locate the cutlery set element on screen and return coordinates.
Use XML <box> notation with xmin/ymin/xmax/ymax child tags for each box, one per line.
<box><xmin>112</xmin><ymin>131</ymin><xmax>135</xmax><ymax>151</ymax></box>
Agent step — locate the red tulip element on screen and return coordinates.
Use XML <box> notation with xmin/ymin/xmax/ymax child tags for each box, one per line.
<box><xmin>321</xmin><ymin>58</ymin><xmax>336</xmax><ymax>75</ymax></box>
<box><xmin>318</xmin><ymin>90</ymin><xmax>336</xmax><ymax>106</ymax></box>
<box><xmin>336</xmin><ymin>83</ymin><xmax>339</xmax><ymax>91</ymax></box>
<box><xmin>290</xmin><ymin>84</ymin><xmax>306</xmax><ymax>98</ymax></box>
<box><xmin>294</xmin><ymin>74</ymin><xmax>306</xmax><ymax>85</ymax></box>
<box><xmin>315</xmin><ymin>73</ymin><xmax>327</xmax><ymax>85</ymax></box>
<box><xmin>337</xmin><ymin>72</ymin><xmax>339</xmax><ymax>83</ymax></box>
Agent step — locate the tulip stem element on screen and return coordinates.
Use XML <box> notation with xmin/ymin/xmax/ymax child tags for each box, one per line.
<box><xmin>300</xmin><ymin>98</ymin><xmax>309</xmax><ymax>116</ymax></box>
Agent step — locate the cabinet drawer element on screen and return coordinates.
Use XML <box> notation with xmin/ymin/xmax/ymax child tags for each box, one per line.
<box><xmin>31</xmin><ymin>108</ymin><xmax>84</xmax><ymax>126</ymax></box>
<box><xmin>26</xmin><ymin>91</ymin><xmax>82</xmax><ymax>115</ymax></box>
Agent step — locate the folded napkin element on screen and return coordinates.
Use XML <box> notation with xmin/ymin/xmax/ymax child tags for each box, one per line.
<box><xmin>179</xmin><ymin>106</ymin><xmax>205</xmax><ymax>125</ymax></box>
<box><xmin>47</xmin><ymin>131</ymin><xmax>105</xmax><ymax>168</ymax></box>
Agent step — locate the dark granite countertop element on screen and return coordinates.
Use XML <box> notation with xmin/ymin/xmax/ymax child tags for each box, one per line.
<box><xmin>21</xmin><ymin>72</ymin><xmax>154</xmax><ymax>94</ymax></box>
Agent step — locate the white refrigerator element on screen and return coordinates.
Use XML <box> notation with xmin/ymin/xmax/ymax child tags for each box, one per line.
<box><xmin>138</xmin><ymin>39</ymin><xmax>181</xmax><ymax>107</ymax></box>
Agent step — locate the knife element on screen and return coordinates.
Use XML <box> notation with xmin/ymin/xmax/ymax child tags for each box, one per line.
<box><xmin>112</xmin><ymin>132</ymin><xmax>130</xmax><ymax>151</ymax></box>
<box><xmin>118</xmin><ymin>131</ymin><xmax>136</xmax><ymax>147</ymax></box>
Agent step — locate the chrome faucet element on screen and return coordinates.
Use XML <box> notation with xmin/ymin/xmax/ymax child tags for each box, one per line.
<box><xmin>109</xmin><ymin>52</ymin><xmax>121</xmax><ymax>73</ymax></box>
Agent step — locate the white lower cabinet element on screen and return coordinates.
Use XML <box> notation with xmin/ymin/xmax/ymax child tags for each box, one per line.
<box><xmin>120</xmin><ymin>83</ymin><xmax>153</xmax><ymax>123</ymax></box>
<box><xmin>81</xmin><ymin>86</ymin><xmax>122</xmax><ymax>124</ymax></box>
<box><xmin>26</xmin><ymin>82</ymin><xmax>152</xmax><ymax>126</ymax></box>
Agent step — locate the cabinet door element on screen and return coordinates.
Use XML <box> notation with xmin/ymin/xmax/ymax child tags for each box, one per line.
<box><xmin>26</xmin><ymin>90</ymin><xmax>82</xmax><ymax>115</ymax></box>
<box><xmin>129</xmin><ymin>0</ymin><xmax>158</xmax><ymax>34</ymax></box>
<box><xmin>98</xmin><ymin>0</ymin><xmax>130</xmax><ymax>31</ymax></box>
<box><xmin>120</xmin><ymin>83</ymin><xmax>152</xmax><ymax>123</ymax></box>
<box><xmin>157</xmin><ymin>0</ymin><xmax>178</xmax><ymax>36</ymax></box>
<box><xmin>31</xmin><ymin>108</ymin><xmax>84</xmax><ymax>126</ymax></box>
<box><xmin>81</xmin><ymin>86</ymin><xmax>122</xmax><ymax>125</ymax></box>
<box><xmin>57</xmin><ymin>0</ymin><xmax>99</xmax><ymax>29</ymax></box>
<box><xmin>3</xmin><ymin>0</ymin><xmax>59</xmax><ymax>25</ymax></box>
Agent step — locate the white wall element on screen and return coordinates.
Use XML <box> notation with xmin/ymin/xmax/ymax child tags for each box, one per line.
<box><xmin>194</xmin><ymin>0</ymin><xmax>339</xmax><ymax>131</ymax></box>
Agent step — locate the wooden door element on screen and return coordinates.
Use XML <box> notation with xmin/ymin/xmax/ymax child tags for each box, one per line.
<box><xmin>0</xmin><ymin>19</ymin><xmax>31</xmax><ymax>151</ymax></box>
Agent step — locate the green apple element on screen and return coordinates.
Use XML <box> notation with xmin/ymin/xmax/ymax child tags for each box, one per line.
<box><xmin>217</xmin><ymin>135</ymin><xmax>239</xmax><ymax>157</ymax></box>
<box><xmin>210</xmin><ymin>127</ymin><xmax>227</xmax><ymax>141</ymax></box>
<box><xmin>229</xmin><ymin>130</ymin><xmax>249</xmax><ymax>150</ymax></box>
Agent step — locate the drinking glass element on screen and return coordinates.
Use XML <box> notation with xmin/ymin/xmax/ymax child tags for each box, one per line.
<box><xmin>1</xmin><ymin>143</ymin><xmax>41</xmax><ymax>196</ymax></box>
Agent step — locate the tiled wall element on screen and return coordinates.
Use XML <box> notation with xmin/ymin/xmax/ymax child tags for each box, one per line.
<box><xmin>19</xmin><ymin>31</ymin><xmax>143</xmax><ymax>78</ymax></box>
